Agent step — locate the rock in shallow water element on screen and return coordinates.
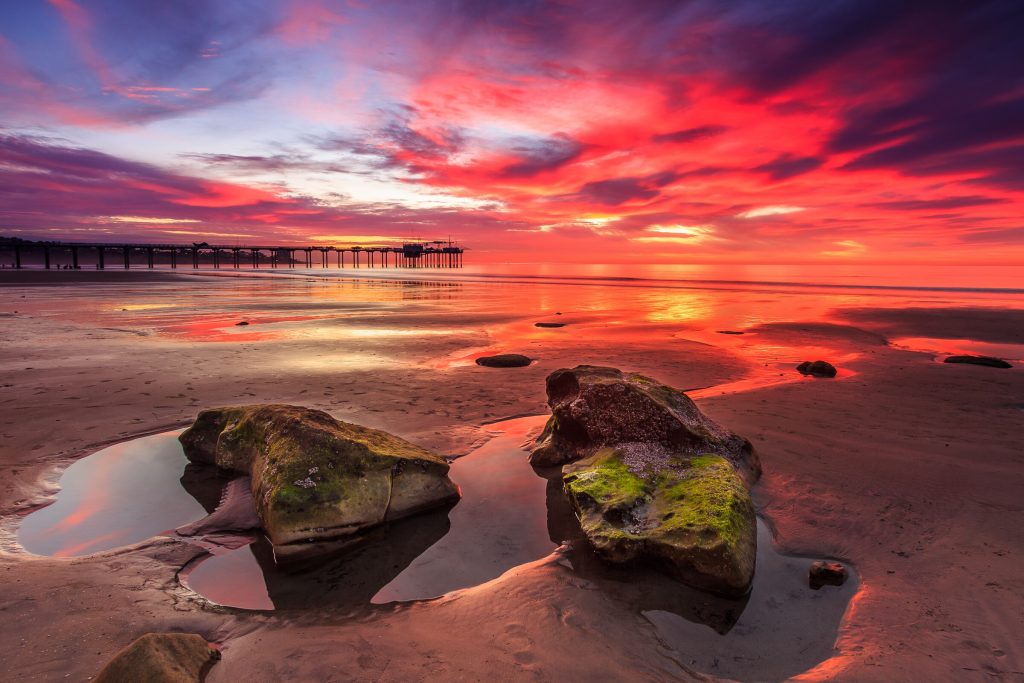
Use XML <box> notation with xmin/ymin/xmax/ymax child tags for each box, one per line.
<box><xmin>796</xmin><ymin>360</ymin><xmax>837</xmax><ymax>377</ymax></box>
<box><xmin>809</xmin><ymin>560</ymin><xmax>848</xmax><ymax>589</ymax></box>
<box><xmin>943</xmin><ymin>355</ymin><xmax>1012</xmax><ymax>369</ymax></box>
<box><xmin>475</xmin><ymin>353</ymin><xmax>532</xmax><ymax>367</ymax></box>
<box><xmin>530</xmin><ymin>366</ymin><xmax>759</xmax><ymax>596</ymax></box>
<box><xmin>94</xmin><ymin>633</ymin><xmax>219</xmax><ymax>683</ymax></box>
<box><xmin>529</xmin><ymin>365</ymin><xmax>759</xmax><ymax>480</ymax></box>
<box><xmin>179</xmin><ymin>404</ymin><xmax>459</xmax><ymax>548</ymax></box>
<box><xmin>564</xmin><ymin>450</ymin><xmax>756</xmax><ymax>596</ymax></box>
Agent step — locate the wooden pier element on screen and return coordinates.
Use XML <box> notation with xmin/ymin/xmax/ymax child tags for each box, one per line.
<box><xmin>0</xmin><ymin>239</ymin><xmax>464</xmax><ymax>270</ymax></box>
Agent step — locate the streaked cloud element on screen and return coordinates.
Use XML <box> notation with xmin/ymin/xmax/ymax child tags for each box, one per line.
<box><xmin>0</xmin><ymin>1</ymin><xmax>1021</xmax><ymax>263</ymax></box>
<box><xmin>736</xmin><ymin>206</ymin><xmax>806</xmax><ymax>219</ymax></box>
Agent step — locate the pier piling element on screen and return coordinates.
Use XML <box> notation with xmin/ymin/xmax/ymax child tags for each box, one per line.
<box><xmin>2</xmin><ymin>239</ymin><xmax>466</xmax><ymax>271</ymax></box>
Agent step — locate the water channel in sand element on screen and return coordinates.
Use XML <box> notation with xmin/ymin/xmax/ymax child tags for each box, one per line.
<box><xmin>17</xmin><ymin>414</ymin><xmax>857</xmax><ymax>681</ymax></box>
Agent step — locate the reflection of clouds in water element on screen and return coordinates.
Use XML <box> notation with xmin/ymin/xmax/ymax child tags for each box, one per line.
<box><xmin>640</xmin><ymin>291</ymin><xmax>717</xmax><ymax>324</ymax></box>
<box><xmin>891</xmin><ymin>337</ymin><xmax>1024</xmax><ymax>362</ymax></box>
<box><xmin>281</xmin><ymin>352</ymin><xmax>398</xmax><ymax>371</ymax></box>
<box><xmin>292</xmin><ymin>327</ymin><xmax>465</xmax><ymax>341</ymax></box>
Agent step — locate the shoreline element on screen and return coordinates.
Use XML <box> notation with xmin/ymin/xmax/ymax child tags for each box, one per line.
<box><xmin>1</xmin><ymin>271</ymin><xmax>1021</xmax><ymax>681</ymax></box>
<box><xmin>5</xmin><ymin>264</ymin><xmax>1024</xmax><ymax>296</ymax></box>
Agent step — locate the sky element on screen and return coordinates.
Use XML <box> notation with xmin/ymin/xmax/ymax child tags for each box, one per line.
<box><xmin>0</xmin><ymin>0</ymin><xmax>1022</xmax><ymax>264</ymax></box>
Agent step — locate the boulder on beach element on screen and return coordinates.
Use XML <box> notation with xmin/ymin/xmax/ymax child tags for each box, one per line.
<box><xmin>530</xmin><ymin>365</ymin><xmax>759</xmax><ymax>595</ymax></box>
<box><xmin>809</xmin><ymin>560</ymin><xmax>848</xmax><ymax>589</ymax></box>
<box><xmin>796</xmin><ymin>360</ymin><xmax>837</xmax><ymax>377</ymax></box>
<box><xmin>529</xmin><ymin>365</ymin><xmax>759</xmax><ymax>480</ymax></box>
<box><xmin>94</xmin><ymin>632</ymin><xmax>219</xmax><ymax>683</ymax></box>
<box><xmin>943</xmin><ymin>355</ymin><xmax>1012</xmax><ymax>369</ymax></box>
<box><xmin>564</xmin><ymin>450</ymin><xmax>756</xmax><ymax>596</ymax></box>
<box><xmin>179</xmin><ymin>404</ymin><xmax>459</xmax><ymax>547</ymax></box>
<box><xmin>475</xmin><ymin>353</ymin><xmax>532</xmax><ymax>367</ymax></box>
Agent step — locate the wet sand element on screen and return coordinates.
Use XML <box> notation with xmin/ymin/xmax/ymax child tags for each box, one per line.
<box><xmin>1</xmin><ymin>269</ymin><xmax>1022</xmax><ymax>681</ymax></box>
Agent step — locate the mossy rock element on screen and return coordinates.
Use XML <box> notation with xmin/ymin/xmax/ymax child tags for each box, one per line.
<box><xmin>179</xmin><ymin>405</ymin><xmax>459</xmax><ymax>547</ymax></box>
<box><xmin>529</xmin><ymin>365</ymin><xmax>759</xmax><ymax>481</ymax></box>
<box><xmin>94</xmin><ymin>633</ymin><xmax>218</xmax><ymax>683</ymax></box>
<box><xmin>564</xmin><ymin>450</ymin><xmax>756</xmax><ymax>596</ymax></box>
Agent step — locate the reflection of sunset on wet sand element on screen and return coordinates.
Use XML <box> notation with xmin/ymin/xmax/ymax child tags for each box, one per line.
<box><xmin>2</xmin><ymin>264</ymin><xmax>1022</xmax><ymax>680</ymax></box>
<box><xmin>2</xmin><ymin>1</ymin><xmax>1023</xmax><ymax>680</ymax></box>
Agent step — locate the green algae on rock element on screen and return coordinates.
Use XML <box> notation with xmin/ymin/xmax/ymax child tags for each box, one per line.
<box><xmin>531</xmin><ymin>366</ymin><xmax>759</xmax><ymax>595</ymax></box>
<box><xmin>564</xmin><ymin>450</ymin><xmax>756</xmax><ymax>596</ymax></box>
<box><xmin>179</xmin><ymin>404</ymin><xmax>459</xmax><ymax>548</ymax></box>
<box><xmin>529</xmin><ymin>365</ymin><xmax>759</xmax><ymax>482</ymax></box>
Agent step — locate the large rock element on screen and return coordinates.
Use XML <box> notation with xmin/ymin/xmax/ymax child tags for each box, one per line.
<box><xmin>529</xmin><ymin>366</ymin><xmax>759</xmax><ymax>481</ymax></box>
<box><xmin>94</xmin><ymin>633</ymin><xmax>218</xmax><ymax>683</ymax></box>
<box><xmin>564</xmin><ymin>450</ymin><xmax>756</xmax><ymax>596</ymax></box>
<box><xmin>531</xmin><ymin>366</ymin><xmax>759</xmax><ymax>596</ymax></box>
<box><xmin>179</xmin><ymin>405</ymin><xmax>459</xmax><ymax>547</ymax></box>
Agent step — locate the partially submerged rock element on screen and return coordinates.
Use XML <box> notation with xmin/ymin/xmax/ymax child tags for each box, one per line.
<box><xmin>796</xmin><ymin>360</ymin><xmax>837</xmax><ymax>377</ymax></box>
<box><xmin>809</xmin><ymin>560</ymin><xmax>848</xmax><ymax>589</ymax></box>
<box><xmin>179</xmin><ymin>405</ymin><xmax>459</xmax><ymax>548</ymax></box>
<box><xmin>535</xmin><ymin>322</ymin><xmax>566</xmax><ymax>328</ymax></box>
<box><xmin>529</xmin><ymin>365</ymin><xmax>759</xmax><ymax>480</ymax></box>
<box><xmin>943</xmin><ymin>355</ymin><xmax>1012</xmax><ymax>369</ymax></box>
<box><xmin>564</xmin><ymin>450</ymin><xmax>756</xmax><ymax>596</ymax></box>
<box><xmin>531</xmin><ymin>366</ymin><xmax>759</xmax><ymax>595</ymax></box>
<box><xmin>94</xmin><ymin>632</ymin><xmax>219</xmax><ymax>683</ymax></box>
<box><xmin>476</xmin><ymin>353</ymin><xmax>532</xmax><ymax>367</ymax></box>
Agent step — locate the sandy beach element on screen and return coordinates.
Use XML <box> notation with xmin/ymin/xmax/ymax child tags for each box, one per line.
<box><xmin>1</xmin><ymin>269</ymin><xmax>1022</xmax><ymax>682</ymax></box>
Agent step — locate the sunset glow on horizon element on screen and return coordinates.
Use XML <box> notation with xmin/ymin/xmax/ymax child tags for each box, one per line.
<box><xmin>1</xmin><ymin>1</ymin><xmax>1023</xmax><ymax>264</ymax></box>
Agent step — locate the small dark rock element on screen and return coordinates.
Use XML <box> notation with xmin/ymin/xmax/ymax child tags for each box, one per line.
<box><xmin>236</xmin><ymin>321</ymin><xmax>250</xmax><ymax>326</ymax></box>
<box><xmin>797</xmin><ymin>360</ymin><xmax>837</xmax><ymax>377</ymax></box>
<box><xmin>476</xmin><ymin>353</ymin><xmax>532</xmax><ymax>368</ymax></box>
<box><xmin>943</xmin><ymin>355</ymin><xmax>1012</xmax><ymax>369</ymax></box>
<box><xmin>809</xmin><ymin>560</ymin><xmax>847</xmax><ymax>589</ymax></box>
<box><xmin>535</xmin><ymin>322</ymin><xmax>566</xmax><ymax>328</ymax></box>
<box><xmin>717</xmin><ymin>330</ymin><xmax>744</xmax><ymax>335</ymax></box>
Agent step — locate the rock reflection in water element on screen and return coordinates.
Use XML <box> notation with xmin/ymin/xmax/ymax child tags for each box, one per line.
<box><xmin>539</xmin><ymin>468</ymin><xmax>857</xmax><ymax>681</ymax></box>
<box><xmin>182</xmin><ymin>415</ymin><xmax>553</xmax><ymax>609</ymax></box>
<box><xmin>184</xmin><ymin>507</ymin><xmax>453</xmax><ymax>611</ymax></box>
<box><xmin>538</xmin><ymin>469</ymin><xmax>748</xmax><ymax>634</ymax></box>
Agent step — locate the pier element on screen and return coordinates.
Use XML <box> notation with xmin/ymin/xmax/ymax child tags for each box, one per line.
<box><xmin>0</xmin><ymin>239</ymin><xmax>464</xmax><ymax>270</ymax></box>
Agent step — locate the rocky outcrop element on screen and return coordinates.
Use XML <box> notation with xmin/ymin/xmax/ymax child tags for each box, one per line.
<box><xmin>564</xmin><ymin>450</ymin><xmax>756</xmax><ymax>596</ymax></box>
<box><xmin>530</xmin><ymin>366</ymin><xmax>759</xmax><ymax>596</ymax></box>
<box><xmin>476</xmin><ymin>353</ymin><xmax>532</xmax><ymax>367</ymax></box>
<box><xmin>179</xmin><ymin>405</ymin><xmax>459</xmax><ymax>548</ymax></box>
<box><xmin>94</xmin><ymin>633</ymin><xmax>219</xmax><ymax>683</ymax></box>
<box><xmin>796</xmin><ymin>360</ymin><xmax>837</xmax><ymax>377</ymax></box>
<box><xmin>529</xmin><ymin>366</ymin><xmax>759</xmax><ymax>480</ymax></box>
<box><xmin>944</xmin><ymin>355</ymin><xmax>1012</xmax><ymax>369</ymax></box>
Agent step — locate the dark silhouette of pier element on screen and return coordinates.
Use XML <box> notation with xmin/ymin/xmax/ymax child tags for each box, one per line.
<box><xmin>0</xmin><ymin>239</ymin><xmax>464</xmax><ymax>270</ymax></box>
